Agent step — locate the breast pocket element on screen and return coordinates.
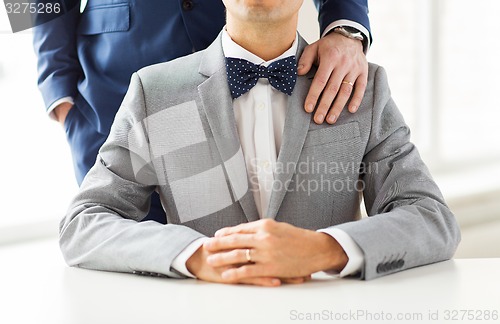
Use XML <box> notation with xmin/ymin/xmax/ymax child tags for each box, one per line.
<box><xmin>303</xmin><ymin>121</ymin><xmax>361</xmax><ymax>149</ymax></box>
<box><xmin>77</xmin><ymin>3</ymin><xmax>130</xmax><ymax>35</ymax></box>
<box><xmin>299</xmin><ymin>121</ymin><xmax>364</xmax><ymax>178</ymax></box>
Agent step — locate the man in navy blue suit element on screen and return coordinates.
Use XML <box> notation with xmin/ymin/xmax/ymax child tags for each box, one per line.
<box><xmin>33</xmin><ymin>0</ymin><xmax>371</xmax><ymax>223</ymax></box>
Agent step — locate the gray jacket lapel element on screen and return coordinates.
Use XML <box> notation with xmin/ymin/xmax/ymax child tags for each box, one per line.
<box><xmin>197</xmin><ymin>33</ymin><xmax>260</xmax><ymax>223</ymax></box>
<box><xmin>266</xmin><ymin>36</ymin><xmax>314</xmax><ymax>219</ymax></box>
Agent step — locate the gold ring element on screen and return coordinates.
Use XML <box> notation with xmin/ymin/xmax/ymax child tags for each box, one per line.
<box><xmin>342</xmin><ymin>80</ymin><xmax>354</xmax><ymax>87</ymax></box>
<box><xmin>245</xmin><ymin>249</ymin><xmax>252</xmax><ymax>263</ymax></box>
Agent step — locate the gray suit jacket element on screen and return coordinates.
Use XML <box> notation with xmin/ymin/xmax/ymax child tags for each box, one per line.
<box><xmin>60</xmin><ymin>33</ymin><xmax>460</xmax><ymax>280</ymax></box>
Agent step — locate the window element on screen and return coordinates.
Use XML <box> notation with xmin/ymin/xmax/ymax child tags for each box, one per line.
<box><xmin>0</xmin><ymin>11</ymin><xmax>78</xmax><ymax>239</ymax></box>
<box><xmin>363</xmin><ymin>1</ymin><xmax>500</xmax><ymax>219</ymax></box>
<box><xmin>302</xmin><ymin>0</ymin><xmax>500</xmax><ymax>225</ymax></box>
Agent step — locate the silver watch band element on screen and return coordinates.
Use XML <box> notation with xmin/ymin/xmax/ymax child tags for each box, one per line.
<box><xmin>332</xmin><ymin>26</ymin><xmax>368</xmax><ymax>53</ymax></box>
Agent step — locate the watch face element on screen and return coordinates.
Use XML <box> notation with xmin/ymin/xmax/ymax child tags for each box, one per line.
<box><xmin>343</xmin><ymin>26</ymin><xmax>361</xmax><ymax>34</ymax></box>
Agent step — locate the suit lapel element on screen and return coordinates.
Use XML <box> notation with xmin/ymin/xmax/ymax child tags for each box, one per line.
<box><xmin>197</xmin><ymin>33</ymin><xmax>260</xmax><ymax>223</ymax></box>
<box><xmin>266</xmin><ymin>36</ymin><xmax>314</xmax><ymax>219</ymax></box>
<box><xmin>266</xmin><ymin>75</ymin><xmax>312</xmax><ymax>219</ymax></box>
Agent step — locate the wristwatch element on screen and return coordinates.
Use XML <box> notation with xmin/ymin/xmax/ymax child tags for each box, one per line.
<box><xmin>332</xmin><ymin>26</ymin><xmax>368</xmax><ymax>52</ymax></box>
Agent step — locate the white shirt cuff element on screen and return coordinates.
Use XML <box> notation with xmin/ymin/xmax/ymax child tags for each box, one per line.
<box><xmin>171</xmin><ymin>237</ymin><xmax>209</xmax><ymax>278</ymax></box>
<box><xmin>47</xmin><ymin>97</ymin><xmax>74</xmax><ymax>121</ymax></box>
<box><xmin>317</xmin><ymin>227</ymin><xmax>364</xmax><ymax>278</ymax></box>
<box><xmin>322</xmin><ymin>19</ymin><xmax>371</xmax><ymax>54</ymax></box>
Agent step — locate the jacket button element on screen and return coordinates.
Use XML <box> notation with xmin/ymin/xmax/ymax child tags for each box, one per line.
<box><xmin>182</xmin><ymin>0</ymin><xmax>194</xmax><ymax>10</ymax></box>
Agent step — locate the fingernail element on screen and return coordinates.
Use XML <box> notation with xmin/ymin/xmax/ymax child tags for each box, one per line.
<box><xmin>350</xmin><ymin>105</ymin><xmax>357</xmax><ymax>113</ymax></box>
<box><xmin>316</xmin><ymin>114</ymin><xmax>324</xmax><ymax>123</ymax></box>
<box><xmin>221</xmin><ymin>271</ymin><xmax>231</xmax><ymax>279</ymax></box>
<box><xmin>327</xmin><ymin>114</ymin><xmax>336</xmax><ymax>123</ymax></box>
<box><xmin>305</xmin><ymin>103</ymin><xmax>314</xmax><ymax>112</ymax></box>
<box><xmin>298</xmin><ymin>64</ymin><xmax>304</xmax><ymax>70</ymax></box>
<box><xmin>272</xmin><ymin>279</ymin><xmax>281</xmax><ymax>285</ymax></box>
<box><xmin>206</xmin><ymin>256</ymin><xmax>215</xmax><ymax>264</ymax></box>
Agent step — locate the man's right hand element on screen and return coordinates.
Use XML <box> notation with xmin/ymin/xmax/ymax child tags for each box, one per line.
<box><xmin>186</xmin><ymin>244</ymin><xmax>310</xmax><ymax>287</ymax></box>
<box><xmin>53</xmin><ymin>102</ymin><xmax>74</xmax><ymax>127</ymax></box>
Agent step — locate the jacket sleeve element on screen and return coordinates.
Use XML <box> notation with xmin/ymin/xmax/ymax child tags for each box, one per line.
<box><xmin>59</xmin><ymin>73</ymin><xmax>206</xmax><ymax>277</ymax></box>
<box><xmin>333</xmin><ymin>65</ymin><xmax>461</xmax><ymax>280</ymax></box>
<box><xmin>314</xmin><ymin>0</ymin><xmax>372</xmax><ymax>42</ymax></box>
<box><xmin>32</xmin><ymin>1</ymin><xmax>82</xmax><ymax>111</ymax></box>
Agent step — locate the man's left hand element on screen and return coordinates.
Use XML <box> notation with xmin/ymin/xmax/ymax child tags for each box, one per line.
<box><xmin>203</xmin><ymin>219</ymin><xmax>348</xmax><ymax>282</ymax></box>
<box><xmin>298</xmin><ymin>32</ymin><xmax>368</xmax><ymax>124</ymax></box>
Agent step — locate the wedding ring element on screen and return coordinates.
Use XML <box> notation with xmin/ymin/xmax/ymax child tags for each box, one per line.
<box><xmin>245</xmin><ymin>249</ymin><xmax>252</xmax><ymax>263</ymax></box>
<box><xmin>342</xmin><ymin>80</ymin><xmax>354</xmax><ymax>87</ymax></box>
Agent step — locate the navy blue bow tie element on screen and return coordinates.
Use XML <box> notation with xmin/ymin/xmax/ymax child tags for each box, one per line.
<box><xmin>225</xmin><ymin>56</ymin><xmax>297</xmax><ymax>99</ymax></box>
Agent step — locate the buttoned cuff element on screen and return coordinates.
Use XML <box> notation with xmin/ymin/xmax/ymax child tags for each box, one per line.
<box><xmin>317</xmin><ymin>227</ymin><xmax>364</xmax><ymax>278</ymax></box>
<box><xmin>47</xmin><ymin>96</ymin><xmax>74</xmax><ymax>121</ymax></box>
<box><xmin>171</xmin><ymin>237</ymin><xmax>210</xmax><ymax>278</ymax></box>
<box><xmin>322</xmin><ymin>19</ymin><xmax>371</xmax><ymax>54</ymax></box>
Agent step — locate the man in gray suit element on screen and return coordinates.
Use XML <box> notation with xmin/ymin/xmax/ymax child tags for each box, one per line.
<box><xmin>60</xmin><ymin>0</ymin><xmax>460</xmax><ymax>286</ymax></box>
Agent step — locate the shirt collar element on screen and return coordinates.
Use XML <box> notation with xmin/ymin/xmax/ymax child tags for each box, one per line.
<box><xmin>222</xmin><ymin>27</ymin><xmax>298</xmax><ymax>67</ymax></box>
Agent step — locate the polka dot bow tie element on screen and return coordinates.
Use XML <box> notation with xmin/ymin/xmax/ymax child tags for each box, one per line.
<box><xmin>225</xmin><ymin>56</ymin><xmax>298</xmax><ymax>99</ymax></box>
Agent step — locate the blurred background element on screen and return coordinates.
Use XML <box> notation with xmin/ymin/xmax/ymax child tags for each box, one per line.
<box><xmin>0</xmin><ymin>0</ymin><xmax>499</xmax><ymax>257</ymax></box>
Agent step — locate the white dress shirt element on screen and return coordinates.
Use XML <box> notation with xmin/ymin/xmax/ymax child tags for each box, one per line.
<box><xmin>171</xmin><ymin>29</ymin><xmax>364</xmax><ymax>278</ymax></box>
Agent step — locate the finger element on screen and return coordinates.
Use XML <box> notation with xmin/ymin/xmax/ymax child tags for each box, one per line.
<box><xmin>347</xmin><ymin>71</ymin><xmax>368</xmax><ymax>113</ymax></box>
<box><xmin>313</xmin><ymin>66</ymin><xmax>349</xmax><ymax>124</ymax></box>
<box><xmin>204</xmin><ymin>233</ymin><xmax>256</xmax><ymax>252</ymax></box>
<box><xmin>297</xmin><ymin>43</ymin><xmax>318</xmax><ymax>76</ymax></box>
<box><xmin>221</xmin><ymin>264</ymin><xmax>270</xmax><ymax>281</ymax></box>
<box><xmin>280</xmin><ymin>277</ymin><xmax>307</xmax><ymax>284</ymax></box>
<box><xmin>214</xmin><ymin>223</ymin><xmax>257</xmax><ymax>237</ymax></box>
<box><xmin>237</xmin><ymin>277</ymin><xmax>281</xmax><ymax>287</ymax></box>
<box><xmin>324</xmin><ymin>72</ymin><xmax>356</xmax><ymax>124</ymax></box>
<box><xmin>303</xmin><ymin>59</ymin><xmax>335</xmax><ymax>114</ymax></box>
<box><xmin>207</xmin><ymin>248</ymin><xmax>256</xmax><ymax>267</ymax></box>
<box><xmin>214</xmin><ymin>219</ymin><xmax>275</xmax><ymax>237</ymax></box>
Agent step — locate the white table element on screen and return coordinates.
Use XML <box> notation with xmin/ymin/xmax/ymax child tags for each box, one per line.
<box><xmin>1</xmin><ymin>239</ymin><xmax>499</xmax><ymax>324</ymax></box>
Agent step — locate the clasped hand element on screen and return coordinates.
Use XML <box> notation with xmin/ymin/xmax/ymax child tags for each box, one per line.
<box><xmin>186</xmin><ymin>219</ymin><xmax>347</xmax><ymax>287</ymax></box>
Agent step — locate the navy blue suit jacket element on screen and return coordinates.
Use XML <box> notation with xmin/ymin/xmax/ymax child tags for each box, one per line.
<box><xmin>33</xmin><ymin>0</ymin><xmax>370</xmax><ymax>135</ymax></box>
